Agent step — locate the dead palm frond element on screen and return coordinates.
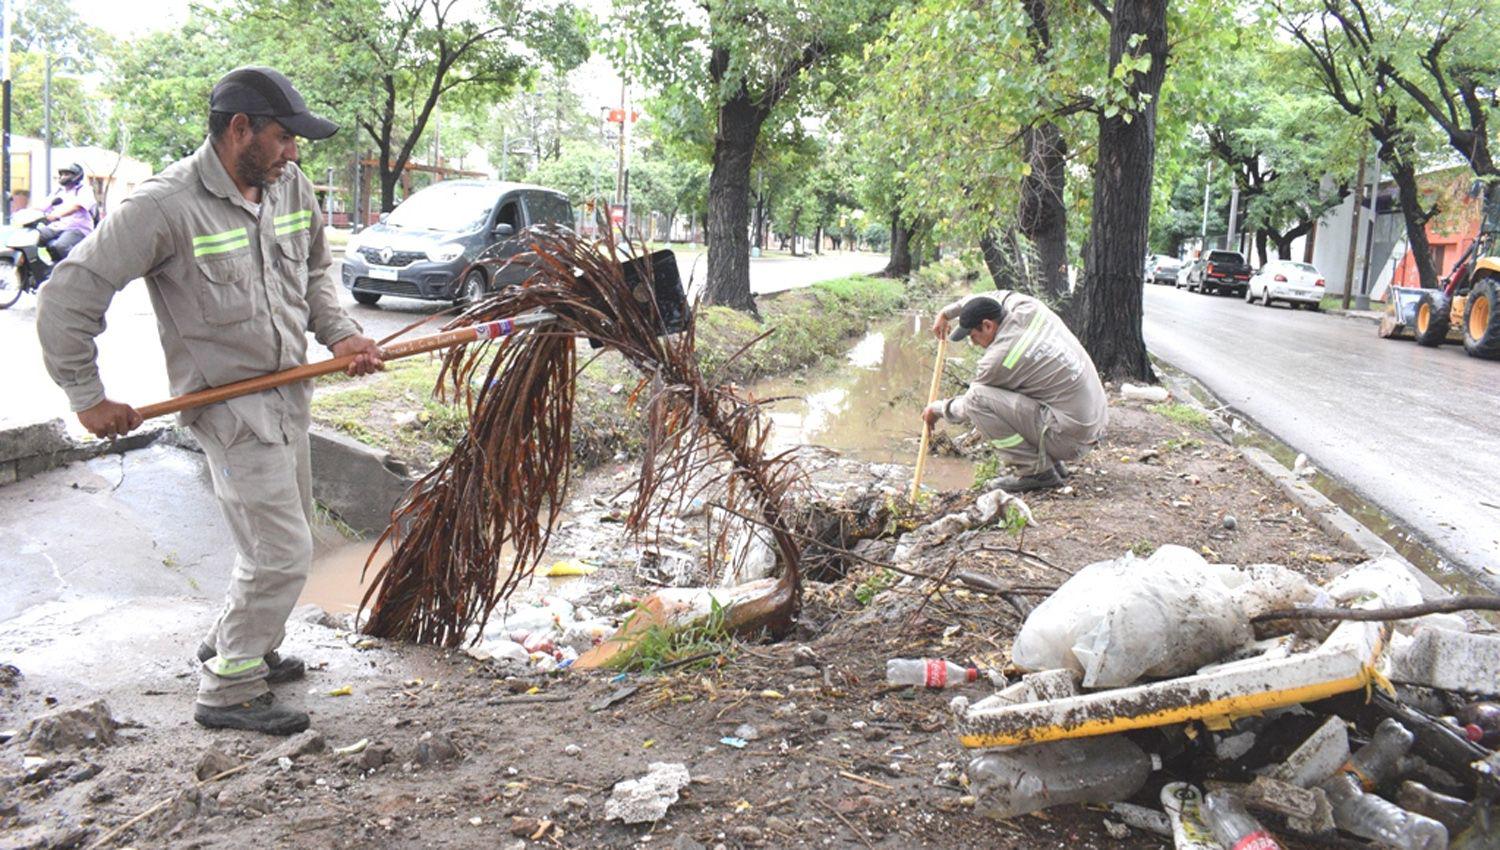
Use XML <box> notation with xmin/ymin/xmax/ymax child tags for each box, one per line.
<box><xmin>359</xmin><ymin>228</ymin><xmax>805</xmax><ymax>646</ymax></box>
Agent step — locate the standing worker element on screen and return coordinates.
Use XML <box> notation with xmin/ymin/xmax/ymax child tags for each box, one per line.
<box><xmin>924</xmin><ymin>291</ymin><xmax>1107</xmax><ymax>493</ymax></box>
<box><xmin>36</xmin><ymin>67</ymin><xmax>383</xmax><ymax>735</ymax></box>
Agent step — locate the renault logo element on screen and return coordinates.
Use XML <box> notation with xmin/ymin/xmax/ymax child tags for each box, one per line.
<box><xmin>378</xmin><ymin>247</ymin><xmax>394</xmax><ymax>265</ymax></box>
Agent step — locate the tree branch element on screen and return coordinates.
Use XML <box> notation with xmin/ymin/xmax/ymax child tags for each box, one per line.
<box><xmin>1088</xmin><ymin>0</ymin><xmax>1112</xmax><ymax>24</ymax></box>
<box><xmin>1253</xmin><ymin>595</ymin><xmax>1500</xmax><ymax>623</ymax></box>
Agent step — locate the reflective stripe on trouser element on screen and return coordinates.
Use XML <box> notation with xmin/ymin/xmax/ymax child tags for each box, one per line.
<box><xmin>189</xmin><ymin>403</ymin><xmax>315</xmax><ymax>707</ymax></box>
<box><xmin>960</xmin><ymin>385</ymin><xmax>1096</xmax><ymax>475</ymax></box>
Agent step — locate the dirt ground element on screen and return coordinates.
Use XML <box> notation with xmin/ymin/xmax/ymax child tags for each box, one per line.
<box><xmin>0</xmin><ymin>399</ymin><xmax>1366</xmax><ymax>849</ymax></box>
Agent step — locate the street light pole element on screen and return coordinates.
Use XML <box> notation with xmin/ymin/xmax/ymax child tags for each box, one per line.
<box><xmin>2</xmin><ymin>0</ymin><xmax>12</xmax><ymax>224</ymax></box>
<box><xmin>1356</xmin><ymin>155</ymin><xmax>1381</xmax><ymax>311</ymax></box>
<box><xmin>1341</xmin><ymin>143</ymin><xmax>1369</xmax><ymax>310</ymax></box>
<box><xmin>1199</xmin><ymin>159</ymin><xmax>1212</xmax><ymax>247</ymax></box>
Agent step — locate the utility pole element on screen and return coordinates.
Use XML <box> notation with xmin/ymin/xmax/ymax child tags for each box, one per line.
<box><xmin>1199</xmin><ymin>159</ymin><xmax>1212</xmax><ymax>249</ymax></box>
<box><xmin>1357</xmin><ymin>155</ymin><xmax>1381</xmax><ymax>310</ymax></box>
<box><xmin>614</xmin><ymin>80</ymin><xmax>627</xmax><ymax>206</ymax></box>
<box><xmin>3</xmin><ymin>0</ymin><xmax>12</xmax><ymax>224</ymax></box>
<box><xmin>43</xmin><ymin>54</ymin><xmax>50</xmax><ymax>183</ymax></box>
<box><xmin>1226</xmin><ymin>183</ymin><xmax>1241</xmax><ymax>251</ymax></box>
<box><xmin>1341</xmin><ymin>143</ymin><xmax>1370</xmax><ymax>310</ymax></box>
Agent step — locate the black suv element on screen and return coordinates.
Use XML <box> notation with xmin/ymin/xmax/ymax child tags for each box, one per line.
<box><xmin>341</xmin><ymin>180</ymin><xmax>573</xmax><ymax>305</ymax></box>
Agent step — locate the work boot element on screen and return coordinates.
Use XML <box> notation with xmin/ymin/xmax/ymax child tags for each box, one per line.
<box><xmin>1054</xmin><ymin>461</ymin><xmax>1070</xmax><ymax>479</ymax></box>
<box><xmin>194</xmin><ymin>693</ymin><xmax>309</xmax><ymax>736</ymax></box>
<box><xmin>993</xmin><ymin>464</ymin><xmax>1066</xmax><ymax>494</ymax></box>
<box><xmin>196</xmin><ymin>644</ymin><xmax>306</xmax><ymax>684</ymax></box>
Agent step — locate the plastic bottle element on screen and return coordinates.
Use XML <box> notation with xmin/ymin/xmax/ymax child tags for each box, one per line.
<box><xmin>1456</xmin><ymin>702</ymin><xmax>1500</xmax><ymax>749</ymax></box>
<box><xmin>885</xmin><ymin>658</ymin><xmax>978</xmax><ymax>689</ymax></box>
<box><xmin>1397</xmin><ymin>781</ymin><xmax>1472</xmax><ymax>834</ymax></box>
<box><xmin>1346</xmin><ymin>717</ymin><xmax>1417</xmax><ymax>790</ymax></box>
<box><xmin>968</xmin><ymin>735</ymin><xmax>1157</xmax><ymax>820</ymax></box>
<box><xmin>1320</xmin><ymin>772</ymin><xmax>1449</xmax><ymax>850</ymax></box>
<box><xmin>1201</xmin><ymin>791</ymin><xmax>1285</xmax><ymax>850</ymax></box>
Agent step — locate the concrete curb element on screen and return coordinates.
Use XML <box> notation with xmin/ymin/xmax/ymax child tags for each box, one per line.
<box><xmin>0</xmin><ymin>418</ymin><xmax>166</xmax><ymax>488</ymax></box>
<box><xmin>1325</xmin><ymin>308</ymin><xmax>1382</xmax><ymax>325</ymax></box>
<box><xmin>1237</xmin><ymin>445</ymin><xmax>1448</xmax><ymax>601</ymax></box>
<box><xmin>308</xmin><ymin>425</ymin><xmax>418</xmax><ymax>536</ymax></box>
<box><xmin>1150</xmin><ymin>362</ymin><xmax>1450</xmax><ymax>601</ymax></box>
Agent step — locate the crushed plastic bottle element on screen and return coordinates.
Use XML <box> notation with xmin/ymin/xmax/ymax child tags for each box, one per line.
<box><xmin>968</xmin><ymin>735</ymin><xmax>1157</xmax><ymax>820</ymax></box>
<box><xmin>885</xmin><ymin>658</ymin><xmax>978</xmax><ymax>689</ymax></box>
<box><xmin>1397</xmin><ymin>781</ymin><xmax>1472</xmax><ymax>834</ymax></box>
<box><xmin>1320</xmin><ymin>772</ymin><xmax>1449</xmax><ymax>850</ymax></box>
<box><xmin>1347</xmin><ymin>717</ymin><xmax>1417</xmax><ymax>790</ymax></box>
<box><xmin>1201</xmin><ymin>791</ymin><xmax>1285</xmax><ymax>850</ymax></box>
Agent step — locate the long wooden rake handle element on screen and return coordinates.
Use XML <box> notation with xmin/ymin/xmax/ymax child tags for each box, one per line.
<box><xmin>910</xmin><ymin>335</ymin><xmax>949</xmax><ymax>501</ymax></box>
<box><xmin>136</xmin><ymin>312</ymin><xmax>556</xmax><ymax>420</ymax></box>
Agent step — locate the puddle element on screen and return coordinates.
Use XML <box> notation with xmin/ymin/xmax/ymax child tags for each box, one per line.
<box><xmin>752</xmin><ymin>312</ymin><xmax>973</xmax><ymax>491</ymax></box>
<box><xmin>301</xmin><ymin>535</ymin><xmax>601</xmax><ymax>616</ymax></box>
<box><xmin>1155</xmin><ymin>359</ymin><xmax>1496</xmax><ymax>599</ymax></box>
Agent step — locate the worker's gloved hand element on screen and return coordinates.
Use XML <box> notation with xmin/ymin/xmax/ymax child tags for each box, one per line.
<box><xmin>331</xmin><ymin>335</ymin><xmax>385</xmax><ymax>376</ymax></box>
<box><xmin>922</xmin><ymin>401</ymin><xmax>944</xmax><ymax>427</ymax></box>
<box><xmin>931</xmin><ymin>313</ymin><xmax>950</xmax><ymax>340</ymax></box>
<box><xmin>78</xmin><ymin>398</ymin><xmax>143</xmax><ymax>440</ymax></box>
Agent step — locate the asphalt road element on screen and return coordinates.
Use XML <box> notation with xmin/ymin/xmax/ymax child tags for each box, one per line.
<box><xmin>1143</xmin><ymin>283</ymin><xmax>1500</xmax><ymax>585</ymax></box>
<box><xmin>1</xmin><ymin>249</ymin><xmax>888</xmax><ymax>431</ymax></box>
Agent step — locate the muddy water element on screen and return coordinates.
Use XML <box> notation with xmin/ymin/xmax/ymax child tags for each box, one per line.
<box><xmin>752</xmin><ymin>311</ymin><xmax>974</xmax><ymax>491</ymax></box>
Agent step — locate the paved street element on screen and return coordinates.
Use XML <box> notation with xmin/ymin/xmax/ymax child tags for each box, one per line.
<box><xmin>1</xmin><ymin>248</ymin><xmax>887</xmax><ymax>431</ymax></box>
<box><xmin>1143</xmin><ymin>284</ymin><xmax>1500</xmax><ymax>586</ymax></box>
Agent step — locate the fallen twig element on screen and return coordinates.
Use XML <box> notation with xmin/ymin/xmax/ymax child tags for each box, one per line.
<box><xmin>90</xmin><ymin>762</ymin><xmax>252</xmax><ymax>849</ymax></box>
<box><xmin>488</xmin><ymin>693</ymin><xmax>571</xmax><ymax>705</ymax></box>
<box><xmin>816</xmin><ymin>798</ymin><xmax>877</xmax><ymax>850</ymax></box>
<box><xmin>838</xmin><ymin>769</ymin><xmax>896</xmax><ymax>791</ymax></box>
<box><xmin>1253</xmin><ymin>595</ymin><xmax>1500</xmax><ymax>623</ymax></box>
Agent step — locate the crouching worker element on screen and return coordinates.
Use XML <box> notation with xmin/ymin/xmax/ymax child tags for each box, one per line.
<box><xmin>923</xmin><ymin>292</ymin><xmax>1107</xmax><ymax>493</ymax></box>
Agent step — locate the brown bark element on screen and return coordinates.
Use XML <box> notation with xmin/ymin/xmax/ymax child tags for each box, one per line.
<box><xmin>1384</xmin><ymin>150</ymin><xmax>1440</xmax><ymax>290</ymax></box>
<box><xmin>1072</xmin><ymin>0</ymin><xmax>1168</xmax><ymax>382</ymax></box>
<box><xmin>704</xmin><ymin>86</ymin><xmax>763</xmax><ymax>313</ymax></box>
<box><xmin>1019</xmin><ymin>123</ymin><xmax>1070</xmax><ymax>297</ymax></box>
<box><xmin>883</xmin><ymin>209</ymin><xmax>914</xmax><ymax>277</ymax></box>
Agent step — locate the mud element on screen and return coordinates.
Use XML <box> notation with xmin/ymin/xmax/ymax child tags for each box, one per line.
<box><xmin>0</xmin><ymin>395</ymin><xmax>1357</xmax><ymax>849</ymax></box>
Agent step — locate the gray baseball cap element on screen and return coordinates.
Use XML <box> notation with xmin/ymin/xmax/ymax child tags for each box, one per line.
<box><xmin>210</xmin><ymin>66</ymin><xmax>338</xmax><ymax>140</ymax></box>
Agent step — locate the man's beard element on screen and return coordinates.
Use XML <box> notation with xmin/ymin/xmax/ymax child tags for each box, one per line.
<box><xmin>234</xmin><ymin>147</ymin><xmax>278</xmax><ymax>189</ymax></box>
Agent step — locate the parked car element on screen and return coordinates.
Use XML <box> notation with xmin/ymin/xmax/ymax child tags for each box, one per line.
<box><xmin>341</xmin><ymin>180</ymin><xmax>573</xmax><ymax>306</ymax></box>
<box><xmin>1146</xmin><ymin>255</ymin><xmax>1182</xmax><ymax>285</ymax></box>
<box><xmin>1184</xmin><ymin>250</ymin><xmax>1253</xmax><ymax>296</ymax></box>
<box><xmin>1246</xmin><ymin>259</ymin><xmax>1326</xmax><ymax>309</ymax></box>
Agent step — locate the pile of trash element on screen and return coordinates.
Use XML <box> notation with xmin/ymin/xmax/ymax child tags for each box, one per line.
<box><xmin>908</xmin><ymin>545</ymin><xmax>1500</xmax><ymax>848</ymax></box>
<box><xmin>469</xmin><ymin>594</ymin><xmax>621</xmax><ymax>671</ymax></box>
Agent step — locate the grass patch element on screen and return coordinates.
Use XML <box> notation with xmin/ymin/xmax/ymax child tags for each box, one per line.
<box><xmin>607</xmin><ymin>600</ymin><xmax>733</xmax><ymax>674</ymax></box>
<box><xmin>1130</xmin><ymin>540</ymin><xmax>1157</xmax><ymax>557</ymax></box>
<box><xmin>1161</xmin><ymin>436</ymin><xmax>1204</xmax><ymax>452</ymax></box>
<box><xmin>1148</xmin><ymin>402</ymin><xmax>1211</xmax><ymax>430</ymax></box>
<box><xmin>312</xmin><ymin>356</ymin><xmax>469</xmax><ymax>468</ymax></box>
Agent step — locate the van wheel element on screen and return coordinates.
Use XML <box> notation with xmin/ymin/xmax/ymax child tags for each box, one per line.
<box><xmin>1414</xmin><ymin>291</ymin><xmax>1450</xmax><ymax>347</ymax></box>
<box><xmin>459</xmin><ymin>269</ymin><xmax>488</xmax><ymax>307</ymax></box>
<box><xmin>1463</xmin><ymin>277</ymin><xmax>1500</xmax><ymax>359</ymax></box>
<box><xmin>352</xmin><ymin>291</ymin><xmax>381</xmax><ymax>306</ymax></box>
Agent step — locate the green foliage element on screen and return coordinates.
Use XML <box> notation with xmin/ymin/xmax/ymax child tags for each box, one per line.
<box><xmin>854</xmin><ymin>568</ymin><xmax>897</xmax><ymax>606</ymax></box>
<box><xmin>1148</xmin><ymin>402</ymin><xmax>1211</xmax><ymax>430</ymax></box>
<box><xmin>607</xmin><ymin>599</ymin><xmax>732</xmax><ymax>673</ymax></box>
<box><xmin>1130</xmin><ymin>540</ymin><xmax>1157</xmax><ymax>558</ymax></box>
<box><xmin>531</xmin><ymin>140</ymin><xmax>617</xmax><ymax>204</ymax></box>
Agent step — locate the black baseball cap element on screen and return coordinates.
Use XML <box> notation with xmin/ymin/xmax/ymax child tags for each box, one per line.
<box><xmin>949</xmin><ymin>296</ymin><xmax>1006</xmax><ymax>341</ymax></box>
<box><xmin>209</xmin><ymin>66</ymin><xmax>338</xmax><ymax>140</ymax></box>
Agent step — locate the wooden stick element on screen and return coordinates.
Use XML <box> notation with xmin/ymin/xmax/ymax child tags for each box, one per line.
<box><xmin>135</xmin><ymin>312</ymin><xmax>555</xmax><ymax>420</ymax></box>
<box><xmin>1252</xmin><ymin>595</ymin><xmax>1500</xmax><ymax>623</ymax></box>
<box><xmin>89</xmin><ymin>761</ymin><xmax>252</xmax><ymax>849</ymax></box>
<box><xmin>910</xmin><ymin>336</ymin><xmax>949</xmax><ymax>501</ymax></box>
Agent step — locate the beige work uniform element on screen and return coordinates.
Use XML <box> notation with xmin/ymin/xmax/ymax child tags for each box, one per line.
<box><xmin>37</xmin><ymin>140</ymin><xmax>361</xmax><ymax>707</ymax></box>
<box><xmin>938</xmin><ymin>292</ymin><xmax>1108</xmax><ymax>474</ymax></box>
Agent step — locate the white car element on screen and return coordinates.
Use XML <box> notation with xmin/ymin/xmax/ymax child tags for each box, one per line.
<box><xmin>1246</xmin><ymin>260</ymin><xmax>1326</xmax><ymax>309</ymax></box>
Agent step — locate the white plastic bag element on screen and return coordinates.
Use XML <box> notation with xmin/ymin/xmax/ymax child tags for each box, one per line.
<box><xmin>1011</xmin><ymin>545</ymin><xmax>1253</xmax><ymax>687</ymax></box>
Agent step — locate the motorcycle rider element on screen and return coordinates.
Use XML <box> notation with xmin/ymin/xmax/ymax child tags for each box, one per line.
<box><xmin>36</xmin><ymin>163</ymin><xmax>96</xmax><ymax>265</ymax></box>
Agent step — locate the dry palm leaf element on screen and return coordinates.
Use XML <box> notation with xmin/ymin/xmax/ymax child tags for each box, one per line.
<box><xmin>360</xmin><ymin>228</ymin><xmax>804</xmax><ymax>646</ymax></box>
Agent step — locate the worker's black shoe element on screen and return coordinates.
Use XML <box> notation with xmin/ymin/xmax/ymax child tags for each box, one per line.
<box><xmin>994</xmin><ymin>465</ymin><xmax>1066</xmax><ymax>493</ymax></box>
<box><xmin>196</xmin><ymin>644</ymin><xmax>306</xmax><ymax>684</ymax></box>
<box><xmin>194</xmin><ymin>693</ymin><xmax>309</xmax><ymax>736</ymax></box>
<box><xmin>1054</xmin><ymin>461</ymin><xmax>1070</xmax><ymax>479</ymax></box>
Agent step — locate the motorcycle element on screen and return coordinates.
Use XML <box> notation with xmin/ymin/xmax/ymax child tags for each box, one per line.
<box><xmin>0</xmin><ymin>208</ymin><xmax>62</xmax><ymax>310</ymax></box>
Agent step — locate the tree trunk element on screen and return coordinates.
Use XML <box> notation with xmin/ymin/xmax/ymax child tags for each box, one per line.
<box><xmin>883</xmin><ymin>209</ymin><xmax>913</xmax><ymax>277</ymax></box>
<box><xmin>814</xmin><ymin>225</ymin><xmax>823</xmax><ymax>255</ymax></box>
<box><xmin>1072</xmin><ymin>0</ymin><xmax>1168</xmax><ymax>382</ymax></box>
<box><xmin>1018</xmin><ymin>122</ymin><xmax>1070</xmax><ymax>297</ymax></box>
<box><xmin>980</xmin><ymin>227</ymin><xmax>1021</xmax><ymax>291</ymax></box>
<box><xmin>1383</xmin><ymin>148</ymin><xmax>1439</xmax><ymax>290</ymax></box>
<box><xmin>1254</xmin><ymin>229</ymin><xmax>1269</xmax><ymax>265</ymax></box>
<box><xmin>704</xmin><ymin>90</ymin><xmax>764</xmax><ymax>313</ymax></box>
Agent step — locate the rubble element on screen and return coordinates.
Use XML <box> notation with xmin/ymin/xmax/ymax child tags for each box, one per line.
<box><xmin>603</xmin><ymin>762</ymin><xmax>691</xmax><ymax>824</ymax></box>
<box><xmin>1389</xmin><ymin>627</ymin><xmax>1500</xmax><ymax>697</ymax></box>
<box><xmin>19</xmin><ymin>700</ymin><xmax>117</xmax><ymax>754</ymax></box>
